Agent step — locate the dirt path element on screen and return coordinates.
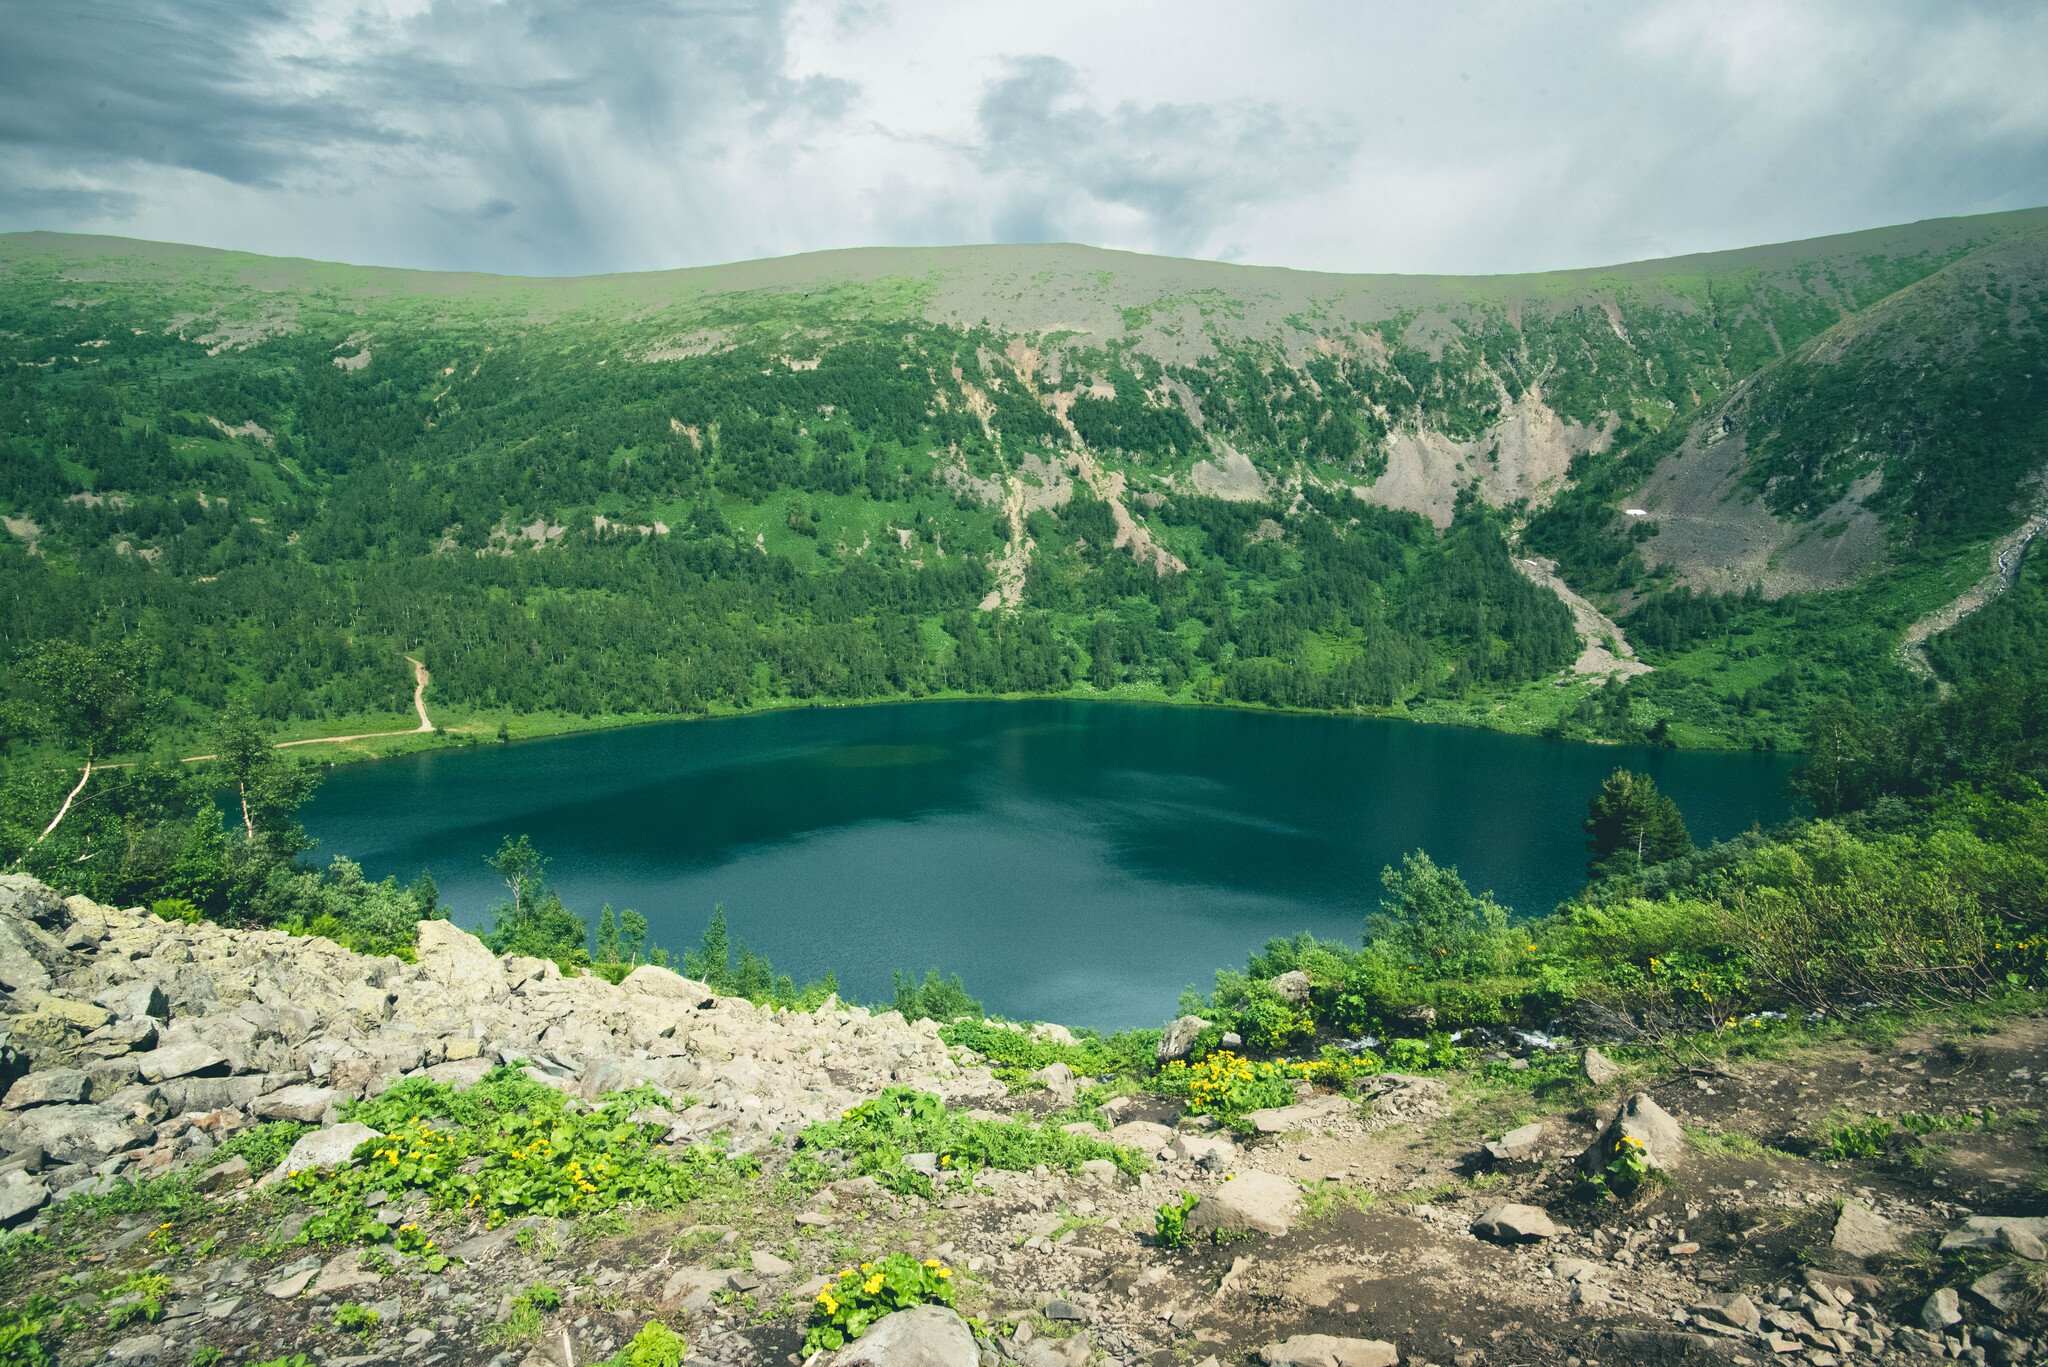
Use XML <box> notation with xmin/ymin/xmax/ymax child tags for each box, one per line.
<box><xmin>1897</xmin><ymin>509</ymin><xmax>2048</xmax><ymax>680</ymax></box>
<box><xmin>179</xmin><ymin>656</ymin><xmax>433</xmax><ymax>761</ymax></box>
<box><xmin>1515</xmin><ymin>555</ymin><xmax>1652</xmax><ymax>680</ymax></box>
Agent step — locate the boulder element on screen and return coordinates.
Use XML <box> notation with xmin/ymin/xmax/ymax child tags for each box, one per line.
<box><xmin>658</xmin><ymin>1267</ymin><xmax>726</xmax><ymax>1313</ymax></box>
<box><xmin>1580</xmin><ymin>1047</ymin><xmax>1621</xmax><ymax>1085</ymax></box>
<box><xmin>1831</xmin><ymin>1200</ymin><xmax>1904</xmax><ymax>1260</ymax></box>
<box><xmin>249</xmin><ymin>1085</ymin><xmax>344</xmax><ymax>1124</ymax></box>
<box><xmin>1242</xmin><ymin>1094</ymin><xmax>1354</xmax><ymax>1135</ymax></box>
<box><xmin>1690</xmin><ymin>1294</ymin><xmax>1760</xmax><ymax>1334</ymax></box>
<box><xmin>425</xmin><ymin>1056</ymin><xmax>495</xmax><ymax>1089</ymax></box>
<box><xmin>193</xmin><ymin>1156</ymin><xmax>249</xmax><ymax>1192</ymax></box>
<box><xmin>2003</xmin><ymin>1224</ymin><xmax>2048</xmax><ymax>1260</ymax></box>
<box><xmin>277</xmin><ymin>1121</ymin><xmax>380</xmax><ymax>1177</ymax></box>
<box><xmin>138</xmin><ymin>1043</ymin><xmax>228</xmax><ymax>1083</ymax></box>
<box><xmin>751</xmin><ymin>1249</ymin><xmax>793</xmax><ymax>1277</ymax></box>
<box><xmin>1578</xmin><ymin>1092</ymin><xmax>1683</xmax><ymax>1184</ymax></box>
<box><xmin>1107</xmin><ymin>1121</ymin><xmax>1176</xmax><ymax>1152</ymax></box>
<box><xmin>414</xmin><ymin>921</ymin><xmax>506</xmax><ymax>1000</ymax></box>
<box><xmin>1258</xmin><ymin>1335</ymin><xmax>1398</xmax><ymax>1367</ymax></box>
<box><xmin>1157</xmin><ymin>1016</ymin><xmax>1211</xmax><ymax>1064</ymax></box>
<box><xmin>3</xmin><ymin>1069</ymin><xmax>90</xmax><ymax>1110</ymax></box>
<box><xmin>619</xmin><ymin>964</ymin><xmax>717</xmax><ymax>1003</ymax></box>
<box><xmin>1920</xmin><ymin>1288</ymin><xmax>1961</xmax><ymax>1330</ymax></box>
<box><xmin>825</xmin><ymin>1304</ymin><xmax>977</xmax><ymax>1367</ymax></box>
<box><xmin>1483</xmin><ymin>1121</ymin><xmax>1546</xmax><ymax>1167</ymax></box>
<box><xmin>0</xmin><ymin>1169</ymin><xmax>51</xmax><ymax>1226</ymax></box>
<box><xmin>1</xmin><ymin>1103</ymin><xmax>154</xmax><ymax>1163</ymax></box>
<box><xmin>1469</xmin><ymin>1202</ymin><xmax>1561</xmax><ymax>1243</ymax></box>
<box><xmin>1941</xmin><ymin>1215</ymin><xmax>2048</xmax><ymax>1251</ymax></box>
<box><xmin>1971</xmin><ymin>1264</ymin><xmax>2030</xmax><ymax>1312</ymax></box>
<box><xmin>93</xmin><ymin>982</ymin><xmax>169</xmax><ymax>1022</ymax></box>
<box><xmin>1187</xmin><ymin>1170</ymin><xmax>1299</xmax><ymax>1238</ymax></box>
<box><xmin>1166</xmin><ymin>1133</ymin><xmax>1237</xmax><ymax>1167</ymax></box>
<box><xmin>1032</xmin><ymin>1063</ymin><xmax>1075</xmax><ymax>1103</ymax></box>
<box><xmin>1268</xmin><ymin>971</ymin><xmax>1311</xmax><ymax>1004</ymax></box>
<box><xmin>105</xmin><ymin>1335</ymin><xmax>166</xmax><ymax>1362</ymax></box>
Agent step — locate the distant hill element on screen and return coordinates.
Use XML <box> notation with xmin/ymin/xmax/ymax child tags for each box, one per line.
<box><xmin>2</xmin><ymin>210</ymin><xmax>2045</xmax><ymax>753</ymax></box>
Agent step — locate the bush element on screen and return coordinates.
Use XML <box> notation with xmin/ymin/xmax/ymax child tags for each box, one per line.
<box><xmin>805</xmin><ymin>1253</ymin><xmax>957</xmax><ymax>1353</ymax></box>
<box><xmin>1155</xmin><ymin>1053</ymin><xmax>1310</xmax><ymax>1119</ymax></box>
<box><xmin>1153</xmin><ymin>1192</ymin><xmax>1200</xmax><ymax>1249</ymax></box>
<box><xmin>205</xmin><ymin>1120</ymin><xmax>310</xmax><ymax>1176</ymax></box>
<box><xmin>611</xmin><ymin>1321</ymin><xmax>686</xmax><ymax>1367</ymax></box>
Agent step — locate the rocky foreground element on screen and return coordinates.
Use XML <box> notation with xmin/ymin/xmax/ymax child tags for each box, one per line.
<box><xmin>4</xmin><ymin>875</ymin><xmax>2047</xmax><ymax>1367</ymax></box>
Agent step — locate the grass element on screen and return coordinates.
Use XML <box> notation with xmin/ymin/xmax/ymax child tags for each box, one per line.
<box><xmin>1299</xmin><ymin>1180</ymin><xmax>1378</xmax><ymax>1223</ymax></box>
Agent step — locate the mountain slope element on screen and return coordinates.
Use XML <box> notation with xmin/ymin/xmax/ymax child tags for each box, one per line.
<box><xmin>1</xmin><ymin>210</ymin><xmax>2046</xmax><ymax>763</ymax></box>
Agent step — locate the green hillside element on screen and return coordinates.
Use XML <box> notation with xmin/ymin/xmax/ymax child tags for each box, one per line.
<box><xmin>3</xmin><ymin>211</ymin><xmax>2046</xmax><ymax>772</ymax></box>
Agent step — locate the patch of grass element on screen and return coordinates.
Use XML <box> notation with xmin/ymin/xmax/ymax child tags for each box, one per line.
<box><xmin>206</xmin><ymin>1121</ymin><xmax>313</xmax><ymax>1177</ymax></box>
<box><xmin>1684</xmin><ymin>1126</ymin><xmax>1769</xmax><ymax>1159</ymax></box>
<box><xmin>1299</xmin><ymin>1180</ymin><xmax>1377</xmax><ymax>1223</ymax></box>
<box><xmin>487</xmin><ymin>1283</ymin><xmax>563</xmax><ymax>1347</ymax></box>
<box><xmin>602</xmin><ymin>1320</ymin><xmax>686</xmax><ymax>1367</ymax></box>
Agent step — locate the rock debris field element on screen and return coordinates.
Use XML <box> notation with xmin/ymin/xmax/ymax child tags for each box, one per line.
<box><xmin>4</xmin><ymin>874</ymin><xmax>2048</xmax><ymax>1367</ymax></box>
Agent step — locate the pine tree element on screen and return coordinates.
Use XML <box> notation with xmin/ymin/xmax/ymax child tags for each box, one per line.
<box><xmin>1583</xmin><ymin>768</ymin><xmax>1692</xmax><ymax>877</ymax></box>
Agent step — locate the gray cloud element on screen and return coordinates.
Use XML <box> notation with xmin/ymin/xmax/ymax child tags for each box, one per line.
<box><xmin>0</xmin><ymin>0</ymin><xmax>2043</xmax><ymax>276</ymax></box>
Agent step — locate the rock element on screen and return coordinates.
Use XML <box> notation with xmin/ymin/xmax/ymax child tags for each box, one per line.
<box><xmin>425</xmin><ymin>1056</ymin><xmax>495</xmax><ymax>1088</ymax></box>
<box><xmin>1580</xmin><ymin>1047</ymin><xmax>1621</xmax><ymax>1085</ymax></box>
<box><xmin>2000</xmin><ymin>1224</ymin><xmax>2047</xmax><ymax>1260</ymax></box>
<box><xmin>1188</xmin><ymin>1170</ymin><xmax>1299</xmax><ymax>1238</ymax></box>
<box><xmin>249</xmin><ymin>1084</ymin><xmax>345</xmax><ymax>1124</ymax></box>
<box><xmin>105</xmin><ymin>1334</ymin><xmax>167</xmax><ymax>1361</ymax></box>
<box><xmin>1469</xmin><ymin>1203</ymin><xmax>1560</xmax><ymax>1243</ymax></box>
<box><xmin>619</xmin><ymin>964</ymin><xmax>717</xmax><ymax>1003</ymax></box>
<box><xmin>658</xmin><ymin>1267</ymin><xmax>725</xmax><ymax>1312</ymax></box>
<box><xmin>1971</xmin><ymin>1264</ymin><xmax>2030</xmax><ymax>1312</ymax></box>
<box><xmin>1920</xmin><ymin>1288</ymin><xmax>1961</xmax><ymax>1329</ymax></box>
<box><xmin>94</xmin><ymin>982</ymin><xmax>169</xmax><ymax>1022</ymax></box>
<box><xmin>1940</xmin><ymin>1215</ymin><xmax>2048</xmax><ymax>1251</ymax></box>
<box><xmin>414</xmin><ymin>920</ymin><xmax>507</xmax><ymax>1000</ymax></box>
<box><xmin>1268</xmin><ymin>971</ymin><xmax>1311</xmax><ymax>1004</ymax></box>
<box><xmin>1257</xmin><ymin>1335</ymin><xmax>1399</xmax><ymax>1367</ymax></box>
<box><xmin>1166</xmin><ymin>1133</ymin><xmax>1236</xmax><ymax>1166</ymax></box>
<box><xmin>2</xmin><ymin>1069</ymin><xmax>90</xmax><ymax>1109</ymax></box>
<box><xmin>1078</xmin><ymin>1158</ymin><xmax>1126</xmax><ymax>1187</ymax></box>
<box><xmin>1691</xmin><ymin>1293</ymin><xmax>1760</xmax><ymax>1334</ymax></box>
<box><xmin>751</xmin><ymin>1249</ymin><xmax>793</xmax><ymax>1277</ymax></box>
<box><xmin>824</xmin><ymin>1304</ymin><xmax>977</xmax><ymax>1367</ymax></box>
<box><xmin>1831</xmin><ymin>1200</ymin><xmax>1904</xmax><ymax>1260</ymax></box>
<box><xmin>1157</xmin><ymin>1016</ymin><xmax>1211</xmax><ymax>1064</ymax></box>
<box><xmin>1</xmin><ymin>1103</ymin><xmax>154</xmax><ymax>1162</ymax></box>
<box><xmin>1241</xmin><ymin>1094</ymin><xmax>1354</xmax><ymax>1134</ymax></box>
<box><xmin>0</xmin><ymin>1169</ymin><xmax>51</xmax><ymax>1226</ymax></box>
<box><xmin>263</xmin><ymin>1267</ymin><xmax>317</xmax><ymax>1299</ymax></box>
<box><xmin>313</xmin><ymin>1252</ymin><xmax>384</xmax><ymax>1295</ymax></box>
<box><xmin>1483</xmin><ymin>1121</ymin><xmax>1545</xmax><ymax>1166</ymax></box>
<box><xmin>1578</xmin><ymin>1092</ymin><xmax>1683</xmax><ymax>1185</ymax></box>
<box><xmin>138</xmin><ymin>1043</ymin><xmax>228</xmax><ymax>1083</ymax></box>
<box><xmin>1107</xmin><ymin>1121</ymin><xmax>1176</xmax><ymax>1152</ymax></box>
<box><xmin>193</xmin><ymin>1155</ymin><xmax>249</xmax><ymax>1192</ymax></box>
<box><xmin>277</xmin><ymin>1121</ymin><xmax>381</xmax><ymax>1177</ymax></box>
<box><xmin>1032</xmin><ymin>1063</ymin><xmax>1075</xmax><ymax>1102</ymax></box>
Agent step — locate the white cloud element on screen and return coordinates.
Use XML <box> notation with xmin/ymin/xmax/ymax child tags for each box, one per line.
<box><xmin>0</xmin><ymin>0</ymin><xmax>2043</xmax><ymax>276</ymax></box>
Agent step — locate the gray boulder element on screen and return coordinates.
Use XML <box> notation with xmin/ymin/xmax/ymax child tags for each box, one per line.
<box><xmin>277</xmin><ymin>1121</ymin><xmax>380</xmax><ymax>1177</ymax></box>
<box><xmin>1831</xmin><ymin>1200</ymin><xmax>1904</xmax><ymax>1260</ymax></box>
<box><xmin>1258</xmin><ymin>1335</ymin><xmax>1398</xmax><ymax>1367</ymax></box>
<box><xmin>1690</xmin><ymin>1294</ymin><xmax>1760</xmax><ymax>1334</ymax></box>
<box><xmin>1268</xmin><ymin>971</ymin><xmax>1311</xmax><ymax>1004</ymax></box>
<box><xmin>1188</xmin><ymin>1170</ymin><xmax>1299</xmax><ymax>1238</ymax></box>
<box><xmin>1971</xmin><ymin>1264</ymin><xmax>2030</xmax><ymax>1312</ymax></box>
<box><xmin>2</xmin><ymin>1069</ymin><xmax>90</xmax><ymax>1110</ymax></box>
<box><xmin>1032</xmin><ymin>1063</ymin><xmax>1076</xmax><ymax>1103</ymax></box>
<box><xmin>1482</xmin><ymin>1121</ymin><xmax>1545</xmax><ymax>1166</ymax></box>
<box><xmin>414</xmin><ymin>921</ymin><xmax>506</xmax><ymax>1001</ymax></box>
<box><xmin>1920</xmin><ymin>1287</ymin><xmax>1961</xmax><ymax>1329</ymax></box>
<box><xmin>1</xmin><ymin>1103</ymin><xmax>154</xmax><ymax>1163</ymax></box>
<box><xmin>249</xmin><ymin>1085</ymin><xmax>344</xmax><ymax>1124</ymax></box>
<box><xmin>1469</xmin><ymin>1202</ymin><xmax>1561</xmax><ymax>1243</ymax></box>
<box><xmin>94</xmin><ymin>982</ymin><xmax>169</xmax><ymax>1022</ymax></box>
<box><xmin>1156</xmin><ymin>1016</ymin><xmax>1211</xmax><ymax>1064</ymax></box>
<box><xmin>105</xmin><ymin>1335</ymin><xmax>166</xmax><ymax>1361</ymax></box>
<box><xmin>0</xmin><ymin>1169</ymin><xmax>51</xmax><ymax>1226</ymax></box>
<box><xmin>1580</xmin><ymin>1047</ymin><xmax>1621</xmax><ymax>1085</ymax></box>
<box><xmin>825</xmin><ymin>1304</ymin><xmax>977</xmax><ymax>1367</ymax></box>
<box><xmin>619</xmin><ymin>964</ymin><xmax>717</xmax><ymax>1003</ymax></box>
<box><xmin>1579</xmin><ymin>1092</ymin><xmax>1683</xmax><ymax>1185</ymax></box>
<box><xmin>138</xmin><ymin>1043</ymin><xmax>228</xmax><ymax>1083</ymax></box>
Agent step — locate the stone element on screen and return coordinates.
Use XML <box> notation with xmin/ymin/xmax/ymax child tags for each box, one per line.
<box><xmin>824</xmin><ymin>1304</ymin><xmax>977</xmax><ymax>1367</ymax></box>
<box><xmin>414</xmin><ymin>920</ymin><xmax>507</xmax><ymax>1000</ymax></box>
<box><xmin>1483</xmin><ymin>1121</ymin><xmax>1545</xmax><ymax>1166</ymax></box>
<box><xmin>2</xmin><ymin>1069</ymin><xmax>90</xmax><ymax>1109</ymax></box>
<box><xmin>313</xmin><ymin>1253</ymin><xmax>384</xmax><ymax>1295</ymax></box>
<box><xmin>1032</xmin><ymin>1063</ymin><xmax>1075</xmax><ymax>1102</ymax></box>
<box><xmin>0</xmin><ymin>1170</ymin><xmax>51</xmax><ymax>1226</ymax></box>
<box><xmin>1831</xmin><ymin>1200</ymin><xmax>1905</xmax><ymax>1260</ymax></box>
<box><xmin>94</xmin><ymin>982</ymin><xmax>169</xmax><ymax>1022</ymax></box>
<box><xmin>264</xmin><ymin>1267</ymin><xmax>316</xmax><ymax>1299</ymax></box>
<box><xmin>1580</xmin><ymin>1047</ymin><xmax>1621</xmax><ymax>1085</ymax></box>
<box><xmin>1257</xmin><ymin>1335</ymin><xmax>1399</xmax><ymax>1367</ymax></box>
<box><xmin>425</xmin><ymin>1056</ymin><xmax>495</xmax><ymax>1088</ymax></box>
<box><xmin>105</xmin><ymin>1334</ymin><xmax>167</xmax><ymax>1361</ymax></box>
<box><xmin>1940</xmin><ymin>1215</ymin><xmax>2048</xmax><ymax>1251</ymax></box>
<box><xmin>658</xmin><ymin>1267</ymin><xmax>726</xmax><ymax>1312</ymax></box>
<box><xmin>751</xmin><ymin>1249</ymin><xmax>793</xmax><ymax>1277</ymax></box>
<box><xmin>1241</xmin><ymin>1094</ymin><xmax>1354</xmax><ymax>1134</ymax></box>
<box><xmin>138</xmin><ymin>1043</ymin><xmax>228</xmax><ymax>1083</ymax></box>
<box><xmin>193</xmin><ymin>1156</ymin><xmax>249</xmax><ymax>1192</ymax></box>
<box><xmin>618</xmin><ymin>964</ymin><xmax>717</xmax><ymax>1003</ymax></box>
<box><xmin>1107</xmin><ymin>1121</ymin><xmax>1176</xmax><ymax>1152</ymax></box>
<box><xmin>1578</xmin><ymin>1092</ymin><xmax>1683</xmax><ymax>1184</ymax></box>
<box><xmin>1157</xmin><ymin>1016</ymin><xmax>1211</xmax><ymax>1064</ymax></box>
<box><xmin>1187</xmin><ymin>1170</ymin><xmax>1300</xmax><ymax>1238</ymax></box>
<box><xmin>2000</xmin><ymin>1224</ymin><xmax>2047</xmax><ymax>1260</ymax></box>
<box><xmin>1691</xmin><ymin>1294</ymin><xmax>1760</xmax><ymax>1333</ymax></box>
<box><xmin>277</xmin><ymin>1121</ymin><xmax>381</xmax><ymax>1177</ymax></box>
<box><xmin>1</xmin><ymin>1103</ymin><xmax>154</xmax><ymax>1162</ymax></box>
<box><xmin>249</xmin><ymin>1084</ymin><xmax>345</xmax><ymax>1124</ymax></box>
<box><xmin>1970</xmin><ymin>1264</ymin><xmax>2030</xmax><ymax>1312</ymax></box>
<box><xmin>1469</xmin><ymin>1202</ymin><xmax>1561</xmax><ymax>1243</ymax></box>
<box><xmin>1268</xmin><ymin>971</ymin><xmax>1311</xmax><ymax>1004</ymax></box>
<box><xmin>1166</xmin><ymin>1133</ymin><xmax>1237</xmax><ymax>1166</ymax></box>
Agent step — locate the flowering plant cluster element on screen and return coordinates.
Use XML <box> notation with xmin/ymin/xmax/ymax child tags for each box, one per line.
<box><xmin>804</xmin><ymin>1253</ymin><xmax>956</xmax><ymax>1352</ymax></box>
<box><xmin>1155</xmin><ymin>1052</ymin><xmax>1312</xmax><ymax>1118</ymax></box>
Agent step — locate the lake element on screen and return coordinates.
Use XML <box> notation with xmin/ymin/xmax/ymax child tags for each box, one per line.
<box><xmin>298</xmin><ymin>701</ymin><xmax>1801</xmax><ymax>1030</ymax></box>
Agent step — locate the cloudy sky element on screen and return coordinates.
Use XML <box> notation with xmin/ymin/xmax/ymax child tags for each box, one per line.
<box><xmin>3</xmin><ymin>0</ymin><xmax>2045</xmax><ymax>278</ymax></box>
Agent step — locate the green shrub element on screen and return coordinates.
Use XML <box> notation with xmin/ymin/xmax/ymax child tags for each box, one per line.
<box><xmin>489</xmin><ymin>1284</ymin><xmax>563</xmax><ymax>1347</ymax></box>
<box><xmin>805</xmin><ymin>1253</ymin><xmax>957</xmax><ymax>1353</ymax></box>
<box><xmin>151</xmin><ymin>898</ymin><xmax>204</xmax><ymax>925</ymax></box>
<box><xmin>1153</xmin><ymin>1192</ymin><xmax>1200</xmax><ymax>1248</ymax></box>
<box><xmin>0</xmin><ymin>1297</ymin><xmax>57</xmax><ymax>1367</ymax></box>
<box><xmin>206</xmin><ymin>1120</ymin><xmax>311</xmax><ymax>1176</ymax></box>
<box><xmin>792</xmin><ymin>1087</ymin><xmax>1145</xmax><ymax>1197</ymax></box>
<box><xmin>938</xmin><ymin>1020</ymin><xmax>1158</xmax><ymax>1077</ymax></box>
<box><xmin>1154</xmin><ymin>1052</ymin><xmax>1306</xmax><ymax>1118</ymax></box>
<box><xmin>611</xmin><ymin>1321</ymin><xmax>686</xmax><ymax>1367</ymax></box>
<box><xmin>332</xmin><ymin>1304</ymin><xmax>378</xmax><ymax>1336</ymax></box>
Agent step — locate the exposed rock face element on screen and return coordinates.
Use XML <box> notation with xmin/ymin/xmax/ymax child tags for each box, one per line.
<box><xmin>1156</xmin><ymin>1015</ymin><xmax>1210</xmax><ymax>1064</ymax></box>
<box><xmin>0</xmin><ymin>876</ymin><xmax>1000</xmax><ymax>1197</ymax></box>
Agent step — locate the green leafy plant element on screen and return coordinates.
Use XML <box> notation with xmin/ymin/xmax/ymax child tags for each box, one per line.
<box><xmin>1154</xmin><ymin>1052</ymin><xmax>1307</xmax><ymax>1119</ymax></box>
<box><xmin>1153</xmin><ymin>1192</ymin><xmax>1201</xmax><ymax>1249</ymax></box>
<box><xmin>488</xmin><ymin>1284</ymin><xmax>563</xmax><ymax>1347</ymax></box>
<box><xmin>333</xmin><ymin>1304</ymin><xmax>379</xmax><ymax>1337</ymax></box>
<box><xmin>104</xmin><ymin>1273</ymin><xmax>171</xmax><ymax>1328</ymax></box>
<box><xmin>610</xmin><ymin>1321</ymin><xmax>686</xmax><ymax>1367</ymax></box>
<box><xmin>206</xmin><ymin>1120</ymin><xmax>313</xmax><ymax>1177</ymax></box>
<box><xmin>0</xmin><ymin>1297</ymin><xmax>58</xmax><ymax>1367</ymax></box>
<box><xmin>805</xmin><ymin>1254</ymin><xmax>957</xmax><ymax>1353</ymax></box>
<box><xmin>1817</xmin><ymin>1117</ymin><xmax>1893</xmax><ymax>1161</ymax></box>
<box><xmin>189</xmin><ymin>1346</ymin><xmax>224</xmax><ymax>1367</ymax></box>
